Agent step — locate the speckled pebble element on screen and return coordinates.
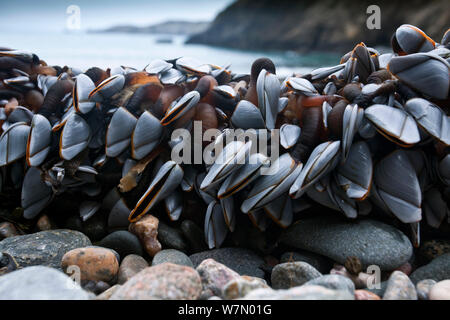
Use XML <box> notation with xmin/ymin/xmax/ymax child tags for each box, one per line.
<box><xmin>271</xmin><ymin>262</ymin><xmax>322</xmax><ymax>289</ymax></box>
<box><xmin>383</xmin><ymin>271</ymin><xmax>417</xmax><ymax>300</ymax></box>
<box><xmin>416</xmin><ymin>279</ymin><xmax>437</xmax><ymax>300</ymax></box>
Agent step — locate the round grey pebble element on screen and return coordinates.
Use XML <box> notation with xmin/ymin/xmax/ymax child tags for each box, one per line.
<box><xmin>158</xmin><ymin>222</ymin><xmax>189</xmax><ymax>252</ymax></box>
<box><xmin>279</xmin><ymin>217</ymin><xmax>413</xmax><ymax>271</ymax></box>
<box><xmin>303</xmin><ymin>274</ymin><xmax>355</xmax><ymax>293</ymax></box>
<box><xmin>280</xmin><ymin>251</ymin><xmax>332</xmax><ymax>274</ymax></box>
<box><xmin>152</xmin><ymin>249</ymin><xmax>193</xmax><ymax>267</ymax></box>
<box><xmin>410</xmin><ymin>253</ymin><xmax>450</xmax><ymax>284</ymax></box>
<box><xmin>98</xmin><ymin>230</ymin><xmax>143</xmax><ymax>258</ymax></box>
<box><xmin>271</xmin><ymin>262</ymin><xmax>322</xmax><ymax>289</ymax></box>
<box><xmin>0</xmin><ymin>229</ymin><xmax>91</xmax><ymax>269</ymax></box>
<box><xmin>189</xmin><ymin>248</ymin><xmax>265</xmax><ymax>278</ymax></box>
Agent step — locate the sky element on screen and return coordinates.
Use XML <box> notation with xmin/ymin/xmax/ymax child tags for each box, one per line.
<box><xmin>0</xmin><ymin>0</ymin><xmax>234</xmax><ymax>33</ymax></box>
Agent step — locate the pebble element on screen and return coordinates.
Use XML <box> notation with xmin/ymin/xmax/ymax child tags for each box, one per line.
<box><xmin>416</xmin><ymin>279</ymin><xmax>437</xmax><ymax>300</ymax></box>
<box><xmin>196</xmin><ymin>258</ymin><xmax>240</xmax><ymax>299</ymax></box>
<box><xmin>280</xmin><ymin>251</ymin><xmax>332</xmax><ymax>274</ymax></box>
<box><xmin>271</xmin><ymin>262</ymin><xmax>322</xmax><ymax>289</ymax></box>
<box><xmin>429</xmin><ymin>280</ymin><xmax>450</xmax><ymax>300</ymax></box>
<box><xmin>180</xmin><ymin>220</ymin><xmax>208</xmax><ymax>253</ymax></box>
<box><xmin>190</xmin><ymin>248</ymin><xmax>265</xmax><ymax>278</ymax></box>
<box><xmin>0</xmin><ymin>222</ymin><xmax>20</xmax><ymax>239</ymax></box>
<box><xmin>118</xmin><ymin>254</ymin><xmax>149</xmax><ymax>285</ymax></box>
<box><xmin>61</xmin><ymin>247</ymin><xmax>119</xmax><ymax>284</ymax></box>
<box><xmin>110</xmin><ymin>263</ymin><xmax>202</xmax><ymax>300</ymax></box>
<box><xmin>83</xmin><ymin>280</ymin><xmax>111</xmax><ymax>295</ymax></box>
<box><xmin>0</xmin><ymin>229</ymin><xmax>91</xmax><ymax>268</ymax></box>
<box><xmin>223</xmin><ymin>276</ymin><xmax>269</xmax><ymax>299</ymax></box>
<box><xmin>98</xmin><ymin>230</ymin><xmax>143</xmax><ymax>258</ymax></box>
<box><xmin>95</xmin><ymin>284</ymin><xmax>122</xmax><ymax>300</ymax></box>
<box><xmin>303</xmin><ymin>274</ymin><xmax>355</xmax><ymax>294</ymax></box>
<box><xmin>152</xmin><ymin>249</ymin><xmax>193</xmax><ymax>268</ymax></box>
<box><xmin>241</xmin><ymin>285</ymin><xmax>354</xmax><ymax>300</ymax></box>
<box><xmin>383</xmin><ymin>271</ymin><xmax>417</xmax><ymax>300</ymax></box>
<box><xmin>157</xmin><ymin>221</ymin><xmax>189</xmax><ymax>253</ymax></box>
<box><xmin>330</xmin><ymin>264</ymin><xmax>368</xmax><ymax>289</ymax></box>
<box><xmin>395</xmin><ymin>262</ymin><xmax>412</xmax><ymax>276</ymax></box>
<box><xmin>279</xmin><ymin>217</ymin><xmax>413</xmax><ymax>271</ymax></box>
<box><xmin>410</xmin><ymin>253</ymin><xmax>450</xmax><ymax>284</ymax></box>
<box><xmin>129</xmin><ymin>214</ymin><xmax>161</xmax><ymax>257</ymax></box>
<box><xmin>0</xmin><ymin>266</ymin><xmax>91</xmax><ymax>299</ymax></box>
<box><xmin>354</xmin><ymin>290</ymin><xmax>381</xmax><ymax>300</ymax></box>
<box><xmin>36</xmin><ymin>215</ymin><xmax>54</xmax><ymax>231</ymax></box>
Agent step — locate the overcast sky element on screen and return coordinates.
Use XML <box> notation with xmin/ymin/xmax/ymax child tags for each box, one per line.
<box><xmin>0</xmin><ymin>0</ymin><xmax>234</xmax><ymax>32</ymax></box>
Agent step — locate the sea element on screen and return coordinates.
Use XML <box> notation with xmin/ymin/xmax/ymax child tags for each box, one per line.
<box><xmin>1</xmin><ymin>30</ymin><xmax>341</xmax><ymax>78</ymax></box>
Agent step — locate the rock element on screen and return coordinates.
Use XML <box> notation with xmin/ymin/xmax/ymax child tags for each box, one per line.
<box><xmin>395</xmin><ymin>262</ymin><xmax>412</xmax><ymax>276</ymax></box>
<box><xmin>429</xmin><ymin>280</ymin><xmax>450</xmax><ymax>300</ymax></box>
<box><xmin>95</xmin><ymin>284</ymin><xmax>122</xmax><ymax>300</ymax></box>
<box><xmin>410</xmin><ymin>253</ymin><xmax>450</xmax><ymax>284</ymax></box>
<box><xmin>98</xmin><ymin>230</ymin><xmax>143</xmax><ymax>258</ymax></box>
<box><xmin>81</xmin><ymin>215</ymin><xmax>107</xmax><ymax>242</ymax></box>
<box><xmin>129</xmin><ymin>215</ymin><xmax>161</xmax><ymax>257</ymax></box>
<box><xmin>157</xmin><ymin>221</ymin><xmax>189</xmax><ymax>252</ymax></box>
<box><xmin>196</xmin><ymin>258</ymin><xmax>240</xmax><ymax>299</ymax></box>
<box><xmin>271</xmin><ymin>262</ymin><xmax>322</xmax><ymax>289</ymax></box>
<box><xmin>118</xmin><ymin>254</ymin><xmax>149</xmax><ymax>285</ymax></box>
<box><xmin>416</xmin><ymin>279</ymin><xmax>437</xmax><ymax>300</ymax></box>
<box><xmin>330</xmin><ymin>264</ymin><xmax>369</xmax><ymax>289</ymax></box>
<box><xmin>383</xmin><ymin>271</ymin><xmax>417</xmax><ymax>300</ymax></box>
<box><xmin>61</xmin><ymin>247</ymin><xmax>119</xmax><ymax>284</ymax></box>
<box><xmin>303</xmin><ymin>274</ymin><xmax>355</xmax><ymax>294</ymax></box>
<box><xmin>0</xmin><ymin>229</ymin><xmax>91</xmax><ymax>268</ymax></box>
<box><xmin>152</xmin><ymin>249</ymin><xmax>193</xmax><ymax>267</ymax></box>
<box><xmin>223</xmin><ymin>276</ymin><xmax>269</xmax><ymax>299</ymax></box>
<box><xmin>0</xmin><ymin>222</ymin><xmax>20</xmax><ymax>239</ymax></box>
<box><xmin>83</xmin><ymin>280</ymin><xmax>111</xmax><ymax>295</ymax></box>
<box><xmin>180</xmin><ymin>220</ymin><xmax>208</xmax><ymax>253</ymax></box>
<box><xmin>110</xmin><ymin>263</ymin><xmax>202</xmax><ymax>300</ymax></box>
<box><xmin>241</xmin><ymin>285</ymin><xmax>354</xmax><ymax>300</ymax></box>
<box><xmin>354</xmin><ymin>290</ymin><xmax>381</xmax><ymax>300</ymax></box>
<box><xmin>279</xmin><ymin>217</ymin><xmax>413</xmax><ymax>271</ymax></box>
<box><xmin>0</xmin><ymin>266</ymin><xmax>91</xmax><ymax>299</ymax></box>
<box><xmin>36</xmin><ymin>215</ymin><xmax>54</xmax><ymax>231</ymax></box>
<box><xmin>418</xmin><ymin>239</ymin><xmax>450</xmax><ymax>264</ymax></box>
<box><xmin>190</xmin><ymin>248</ymin><xmax>265</xmax><ymax>278</ymax></box>
<box><xmin>280</xmin><ymin>251</ymin><xmax>332</xmax><ymax>274</ymax></box>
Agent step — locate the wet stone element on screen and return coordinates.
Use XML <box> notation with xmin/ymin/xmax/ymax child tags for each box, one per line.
<box><xmin>418</xmin><ymin>239</ymin><xmax>450</xmax><ymax>264</ymax></box>
<box><xmin>303</xmin><ymin>274</ymin><xmax>355</xmax><ymax>294</ymax></box>
<box><xmin>223</xmin><ymin>276</ymin><xmax>269</xmax><ymax>299</ymax></box>
<box><xmin>157</xmin><ymin>221</ymin><xmax>189</xmax><ymax>253</ymax></box>
<box><xmin>429</xmin><ymin>280</ymin><xmax>450</xmax><ymax>300</ymax></box>
<box><xmin>280</xmin><ymin>251</ymin><xmax>332</xmax><ymax>274</ymax></box>
<box><xmin>95</xmin><ymin>284</ymin><xmax>122</xmax><ymax>300</ymax></box>
<box><xmin>271</xmin><ymin>262</ymin><xmax>322</xmax><ymax>289</ymax></box>
<box><xmin>98</xmin><ymin>230</ymin><xmax>143</xmax><ymax>258</ymax></box>
<box><xmin>280</xmin><ymin>217</ymin><xmax>413</xmax><ymax>271</ymax></box>
<box><xmin>354</xmin><ymin>289</ymin><xmax>381</xmax><ymax>300</ymax></box>
<box><xmin>416</xmin><ymin>279</ymin><xmax>437</xmax><ymax>300</ymax></box>
<box><xmin>0</xmin><ymin>222</ymin><xmax>20</xmax><ymax>239</ymax></box>
<box><xmin>190</xmin><ymin>248</ymin><xmax>265</xmax><ymax>278</ymax></box>
<box><xmin>61</xmin><ymin>247</ymin><xmax>119</xmax><ymax>284</ymax></box>
<box><xmin>152</xmin><ymin>249</ymin><xmax>193</xmax><ymax>268</ymax></box>
<box><xmin>129</xmin><ymin>215</ymin><xmax>161</xmax><ymax>257</ymax></box>
<box><xmin>196</xmin><ymin>258</ymin><xmax>240</xmax><ymax>299</ymax></box>
<box><xmin>0</xmin><ymin>229</ymin><xmax>91</xmax><ymax>269</ymax></box>
<box><xmin>0</xmin><ymin>266</ymin><xmax>91</xmax><ymax>300</ymax></box>
<box><xmin>118</xmin><ymin>254</ymin><xmax>149</xmax><ymax>285</ymax></box>
<box><xmin>410</xmin><ymin>253</ymin><xmax>450</xmax><ymax>284</ymax></box>
<box><xmin>383</xmin><ymin>271</ymin><xmax>417</xmax><ymax>300</ymax></box>
<box><xmin>110</xmin><ymin>263</ymin><xmax>202</xmax><ymax>300</ymax></box>
<box><xmin>241</xmin><ymin>285</ymin><xmax>354</xmax><ymax>300</ymax></box>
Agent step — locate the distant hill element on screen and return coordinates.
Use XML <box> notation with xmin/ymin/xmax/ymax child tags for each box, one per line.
<box><xmin>89</xmin><ymin>20</ymin><xmax>210</xmax><ymax>35</ymax></box>
<box><xmin>187</xmin><ymin>0</ymin><xmax>450</xmax><ymax>54</ymax></box>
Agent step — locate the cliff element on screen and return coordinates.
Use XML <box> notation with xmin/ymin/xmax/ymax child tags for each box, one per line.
<box><xmin>187</xmin><ymin>0</ymin><xmax>450</xmax><ymax>53</ymax></box>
